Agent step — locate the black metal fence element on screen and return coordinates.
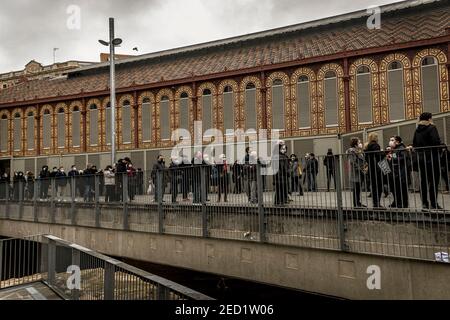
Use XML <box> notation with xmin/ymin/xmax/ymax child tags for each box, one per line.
<box><xmin>0</xmin><ymin>235</ymin><xmax>212</xmax><ymax>300</ymax></box>
<box><xmin>0</xmin><ymin>146</ymin><xmax>449</xmax><ymax>263</ymax></box>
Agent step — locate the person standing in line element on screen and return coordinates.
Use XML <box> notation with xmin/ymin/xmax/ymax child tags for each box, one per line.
<box><xmin>104</xmin><ymin>165</ymin><xmax>115</xmax><ymax>203</ymax></box>
<box><xmin>55</xmin><ymin>167</ymin><xmax>68</xmax><ymax>200</ymax></box>
<box><xmin>323</xmin><ymin>149</ymin><xmax>336</xmax><ymax>192</ymax></box>
<box><xmin>68</xmin><ymin>165</ymin><xmax>79</xmax><ymax>197</ymax></box>
<box><xmin>346</xmin><ymin>138</ymin><xmax>367</xmax><ymax>208</ymax></box>
<box><xmin>413</xmin><ymin>112</ymin><xmax>444</xmax><ymax>210</ymax></box>
<box><xmin>273</xmin><ymin>141</ymin><xmax>290</xmax><ymax>206</ymax></box>
<box><xmin>388</xmin><ymin>136</ymin><xmax>409</xmax><ymax>208</ymax></box>
<box><xmin>39</xmin><ymin>166</ymin><xmax>50</xmax><ymax>199</ymax></box>
<box><xmin>169</xmin><ymin>156</ymin><xmax>180</xmax><ymax>203</ymax></box>
<box><xmin>365</xmin><ymin>133</ymin><xmax>385</xmax><ymax>208</ymax></box>
<box><xmin>152</xmin><ymin>155</ymin><xmax>166</xmax><ymax>203</ymax></box>
<box><xmin>440</xmin><ymin>147</ymin><xmax>450</xmax><ymax>194</ymax></box>
<box><xmin>306</xmin><ymin>153</ymin><xmax>319</xmax><ymax>192</ymax></box>
<box><xmin>216</xmin><ymin>154</ymin><xmax>229</xmax><ymax>203</ymax></box>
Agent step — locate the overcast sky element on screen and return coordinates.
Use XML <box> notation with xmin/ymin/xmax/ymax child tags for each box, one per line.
<box><xmin>0</xmin><ymin>0</ymin><xmax>404</xmax><ymax>73</ymax></box>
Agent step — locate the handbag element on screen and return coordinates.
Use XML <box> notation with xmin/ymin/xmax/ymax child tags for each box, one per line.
<box><xmin>147</xmin><ymin>182</ymin><xmax>155</xmax><ymax>195</ymax></box>
<box><xmin>377</xmin><ymin>158</ymin><xmax>391</xmax><ymax>175</ymax></box>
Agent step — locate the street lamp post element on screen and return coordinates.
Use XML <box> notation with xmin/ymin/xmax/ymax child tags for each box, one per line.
<box><xmin>99</xmin><ymin>18</ymin><xmax>122</xmax><ymax>167</ymax></box>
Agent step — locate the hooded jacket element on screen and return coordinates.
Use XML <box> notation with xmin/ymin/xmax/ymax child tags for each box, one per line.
<box><xmin>413</xmin><ymin>120</ymin><xmax>443</xmax><ymax>163</ymax></box>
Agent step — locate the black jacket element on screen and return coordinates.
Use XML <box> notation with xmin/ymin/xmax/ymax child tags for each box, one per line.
<box><xmin>413</xmin><ymin>121</ymin><xmax>443</xmax><ymax>164</ymax></box>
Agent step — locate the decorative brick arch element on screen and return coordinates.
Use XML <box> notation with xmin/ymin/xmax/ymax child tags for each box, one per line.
<box><xmin>317</xmin><ymin>64</ymin><xmax>345</xmax><ymax>134</ymax></box>
<box><xmin>217</xmin><ymin>79</ymin><xmax>239</xmax><ymax>134</ymax></box>
<box><xmin>349</xmin><ymin>58</ymin><xmax>380</xmax><ymax>129</ymax></box>
<box><xmin>137</xmin><ymin>91</ymin><xmax>156</xmax><ymax>148</ymax></box>
<box><xmin>0</xmin><ymin>109</ymin><xmax>10</xmax><ymax>156</ymax></box>
<box><xmin>175</xmin><ymin>86</ymin><xmax>194</xmax><ymax>142</ymax></box>
<box><xmin>156</xmin><ymin>89</ymin><xmax>175</xmax><ymax>147</ymax></box>
<box><xmin>86</xmin><ymin>98</ymin><xmax>102</xmax><ymax>152</ymax></box>
<box><xmin>11</xmin><ymin>108</ymin><xmax>24</xmax><ymax>156</ymax></box>
<box><xmin>54</xmin><ymin>103</ymin><xmax>69</xmax><ymax>152</ymax></box>
<box><xmin>291</xmin><ymin>67</ymin><xmax>317</xmax><ymax>137</ymax></box>
<box><xmin>40</xmin><ymin>105</ymin><xmax>54</xmax><ymax>155</ymax></box>
<box><xmin>24</xmin><ymin>106</ymin><xmax>38</xmax><ymax>155</ymax></box>
<box><xmin>266</xmin><ymin>71</ymin><xmax>291</xmax><ymax>136</ymax></box>
<box><xmin>239</xmin><ymin>76</ymin><xmax>262</xmax><ymax>131</ymax></box>
<box><xmin>196</xmin><ymin>82</ymin><xmax>218</xmax><ymax>142</ymax></box>
<box><xmin>412</xmin><ymin>48</ymin><xmax>449</xmax><ymax>116</ymax></box>
<box><xmin>68</xmin><ymin>101</ymin><xmax>84</xmax><ymax>153</ymax></box>
<box><xmin>380</xmin><ymin>53</ymin><xmax>413</xmax><ymax>123</ymax></box>
<box><xmin>117</xmin><ymin>94</ymin><xmax>135</xmax><ymax>150</ymax></box>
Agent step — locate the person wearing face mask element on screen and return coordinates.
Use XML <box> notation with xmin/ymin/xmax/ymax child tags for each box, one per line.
<box><xmin>365</xmin><ymin>133</ymin><xmax>385</xmax><ymax>208</ymax></box>
<box><xmin>55</xmin><ymin>167</ymin><xmax>68</xmax><ymax>200</ymax></box>
<box><xmin>273</xmin><ymin>141</ymin><xmax>290</xmax><ymax>206</ymax></box>
<box><xmin>305</xmin><ymin>153</ymin><xmax>319</xmax><ymax>192</ymax></box>
<box><xmin>39</xmin><ymin>166</ymin><xmax>50</xmax><ymax>199</ymax></box>
<box><xmin>152</xmin><ymin>155</ymin><xmax>166</xmax><ymax>203</ymax></box>
<box><xmin>68</xmin><ymin>165</ymin><xmax>79</xmax><ymax>197</ymax></box>
<box><xmin>346</xmin><ymin>137</ymin><xmax>367</xmax><ymax>208</ymax></box>
<box><xmin>413</xmin><ymin>112</ymin><xmax>444</xmax><ymax>210</ymax></box>
<box><xmin>387</xmin><ymin>136</ymin><xmax>409</xmax><ymax>208</ymax></box>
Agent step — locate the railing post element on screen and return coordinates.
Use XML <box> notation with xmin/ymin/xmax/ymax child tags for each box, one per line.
<box><xmin>200</xmin><ymin>166</ymin><xmax>208</xmax><ymax>238</ymax></box>
<box><xmin>50</xmin><ymin>179</ymin><xmax>56</xmax><ymax>224</ymax></box>
<box><xmin>47</xmin><ymin>239</ymin><xmax>56</xmax><ymax>286</ymax></box>
<box><xmin>71</xmin><ymin>177</ymin><xmax>76</xmax><ymax>225</ymax></box>
<box><xmin>157</xmin><ymin>170</ymin><xmax>164</xmax><ymax>234</ymax></box>
<box><xmin>71</xmin><ymin>249</ymin><xmax>80</xmax><ymax>300</ymax></box>
<box><xmin>122</xmin><ymin>174</ymin><xmax>129</xmax><ymax>230</ymax></box>
<box><xmin>256</xmin><ymin>164</ymin><xmax>266</xmax><ymax>243</ymax></box>
<box><xmin>19</xmin><ymin>180</ymin><xmax>24</xmax><ymax>220</ymax></box>
<box><xmin>33</xmin><ymin>179</ymin><xmax>38</xmax><ymax>222</ymax></box>
<box><xmin>103</xmin><ymin>262</ymin><xmax>115</xmax><ymax>300</ymax></box>
<box><xmin>157</xmin><ymin>283</ymin><xmax>169</xmax><ymax>300</ymax></box>
<box><xmin>5</xmin><ymin>181</ymin><xmax>9</xmax><ymax>220</ymax></box>
<box><xmin>95</xmin><ymin>175</ymin><xmax>100</xmax><ymax>228</ymax></box>
<box><xmin>335</xmin><ymin>155</ymin><xmax>348</xmax><ymax>252</ymax></box>
<box><xmin>0</xmin><ymin>240</ymin><xmax>3</xmax><ymax>286</ymax></box>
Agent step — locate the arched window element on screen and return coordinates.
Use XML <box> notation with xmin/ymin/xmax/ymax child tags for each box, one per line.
<box><xmin>57</xmin><ymin>108</ymin><xmax>65</xmax><ymax>148</ymax></box>
<box><xmin>272</xmin><ymin>79</ymin><xmax>285</xmax><ymax>130</ymax></box>
<box><xmin>105</xmin><ymin>103</ymin><xmax>111</xmax><ymax>145</ymax></box>
<box><xmin>27</xmin><ymin>112</ymin><xmax>35</xmax><ymax>150</ymax></box>
<box><xmin>89</xmin><ymin>104</ymin><xmax>99</xmax><ymax>146</ymax></box>
<box><xmin>122</xmin><ymin>100</ymin><xmax>131</xmax><ymax>144</ymax></box>
<box><xmin>160</xmin><ymin>96</ymin><xmax>170</xmax><ymax>140</ymax></box>
<box><xmin>356</xmin><ymin>66</ymin><xmax>372</xmax><ymax>124</ymax></box>
<box><xmin>72</xmin><ymin>106</ymin><xmax>81</xmax><ymax>147</ymax></box>
<box><xmin>324</xmin><ymin>71</ymin><xmax>338</xmax><ymax>127</ymax></box>
<box><xmin>42</xmin><ymin>110</ymin><xmax>51</xmax><ymax>149</ymax></box>
<box><xmin>421</xmin><ymin>56</ymin><xmax>439</xmax><ymax>114</ymax></box>
<box><xmin>142</xmin><ymin>98</ymin><xmax>152</xmax><ymax>142</ymax></box>
<box><xmin>0</xmin><ymin>114</ymin><xmax>7</xmax><ymax>152</ymax></box>
<box><xmin>202</xmin><ymin>89</ymin><xmax>213</xmax><ymax>132</ymax></box>
<box><xmin>13</xmin><ymin>112</ymin><xmax>22</xmax><ymax>151</ymax></box>
<box><xmin>223</xmin><ymin>86</ymin><xmax>234</xmax><ymax>132</ymax></box>
<box><xmin>297</xmin><ymin>76</ymin><xmax>310</xmax><ymax>129</ymax></box>
<box><xmin>245</xmin><ymin>83</ymin><xmax>257</xmax><ymax>130</ymax></box>
<box><xmin>388</xmin><ymin>61</ymin><xmax>405</xmax><ymax>121</ymax></box>
<box><xmin>179</xmin><ymin>93</ymin><xmax>190</xmax><ymax>133</ymax></box>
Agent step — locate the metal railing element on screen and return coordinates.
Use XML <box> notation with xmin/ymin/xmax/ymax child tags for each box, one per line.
<box><xmin>0</xmin><ymin>145</ymin><xmax>449</xmax><ymax>262</ymax></box>
<box><xmin>0</xmin><ymin>235</ymin><xmax>213</xmax><ymax>300</ymax></box>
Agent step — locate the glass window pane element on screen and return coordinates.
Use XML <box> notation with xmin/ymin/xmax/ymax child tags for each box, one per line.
<box><xmin>324</xmin><ymin>78</ymin><xmax>338</xmax><ymax>126</ymax></box>
<box><xmin>57</xmin><ymin>113</ymin><xmax>65</xmax><ymax>147</ymax></box>
<box><xmin>298</xmin><ymin>82</ymin><xmax>310</xmax><ymax>128</ymax></box>
<box><xmin>388</xmin><ymin>69</ymin><xmax>405</xmax><ymax>121</ymax></box>
<box><xmin>422</xmin><ymin>64</ymin><xmax>440</xmax><ymax>114</ymax></box>
<box><xmin>202</xmin><ymin>95</ymin><xmax>212</xmax><ymax>132</ymax></box>
<box><xmin>0</xmin><ymin>119</ymin><xmax>7</xmax><ymax>151</ymax></box>
<box><xmin>223</xmin><ymin>92</ymin><xmax>234</xmax><ymax>131</ymax></box>
<box><xmin>105</xmin><ymin>107</ymin><xmax>111</xmax><ymax>145</ymax></box>
<box><xmin>122</xmin><ymin>105</ymin><xmax>131</xmax><ymax>143</ymax></box>
<box><xmin>272</xmin><ymin>85</ymin><xmax>284</xmax><ymax>130</ymax></box>
<box><xmin>180</xmin><ymin>98</ymin><xmax>189</xmax><ymax>132</ymax></box>
<box><xmin>357</xmin><ymin>73</ymin><xmax>372</xmax><ymax>123</ymax></box>
<box><xmin>160</xmin><ymin>100</ymin><xmax>170</xmax><ymax>140</ymax></box>
<box><xmin>14</xmin><ymin>117</ymin><xmax>21</xmax><ymax>151</ymax></box>
<box><xmin>142</xmin><ymin>102</ymin><xmax>152</xmax><ymax>141</ymax></box>
<box><xmin>72</xmin><ymin>112</ymin><xmax>80</xmax><ymax>147</ymax></box>
<box><xmin>43</xmin><ymin>115</ymin><xmax>51</xmax><ymax>149</ymax></box>
<box><xmin>27</xmin><ymin>116</ymin><xmax>34</xmax><ymax>150</ymax></box>
<box><xmin>90</xmin><ymin>109</ymin><xmax>98</xmax><ymax>145</ymax></box>
<box><xmin>245</xmin><ymin>89</ymin><xmax>256</xmax><ymax>130</ymax></box>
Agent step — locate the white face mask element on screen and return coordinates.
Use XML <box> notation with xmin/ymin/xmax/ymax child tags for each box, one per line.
<box><xmin>358</xmin><ymin>143</ymin><xmax>363</xmax><ymax>149</ymax></box>
<box><xmin>389</xmin><ymin>140</ymin><xmax>396</xmax><ymax>148</ymax></box>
